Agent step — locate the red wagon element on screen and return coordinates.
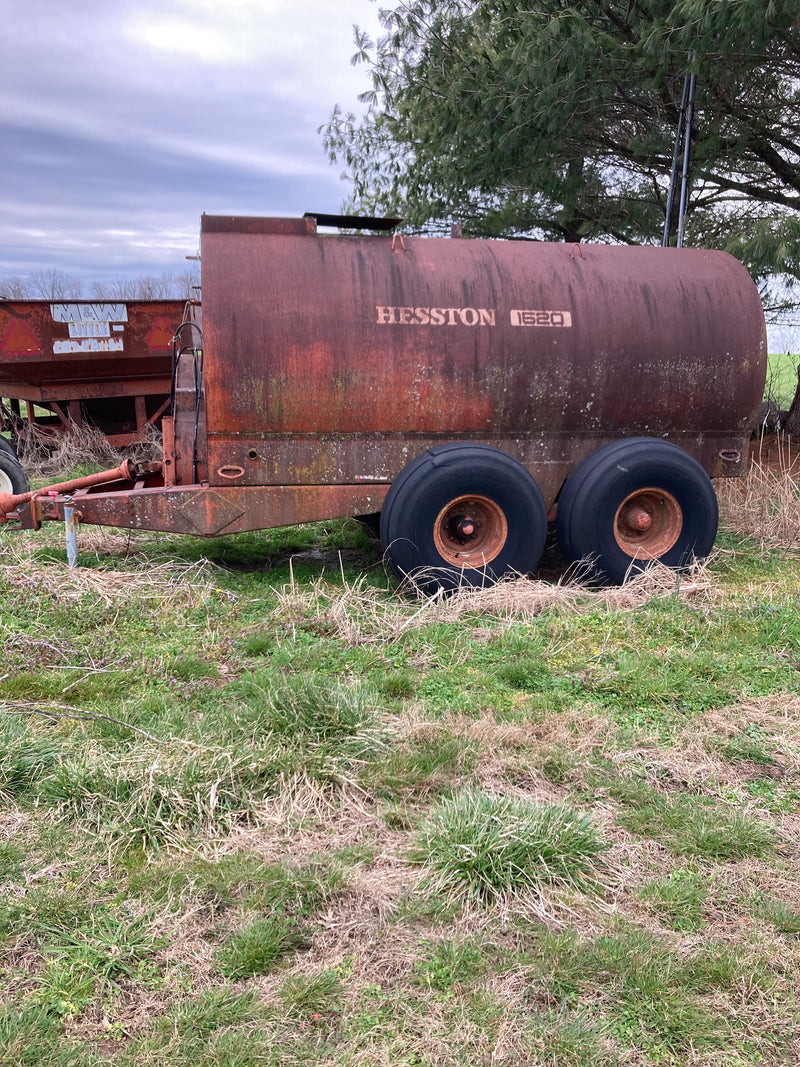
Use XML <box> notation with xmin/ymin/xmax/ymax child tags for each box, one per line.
<box><xmin>0</xmin><ymin>299</ymin><xmax>183</xmax><ymax>446</ymax></box>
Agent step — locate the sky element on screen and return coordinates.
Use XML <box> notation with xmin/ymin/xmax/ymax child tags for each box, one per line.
<box><xmin>1</xmin><ymin>1</ymin><xmax>795</xmax><ymax>352</ymax></box>
<box><xmin>0</xmin><ymin>0</ymin><xmax>384</xmax><ymax>286</ymax></box>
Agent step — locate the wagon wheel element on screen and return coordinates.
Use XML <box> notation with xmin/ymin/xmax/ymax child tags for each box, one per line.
<box><xmin>380</xmin><ymin>442</ymin><xmax>547</xmax><ymax>593</ymax></box>
<box><xmin>555</xmin><ymin>437</ymin><xmax>718</xmax><ymax>584</ymax></box>
<box><xmin>0</xmin><ymin>437</ymin><xmax>19</xmax><ymax>461</ymax></box>
<box><xmin>0</xmin><ymin>451</ymin><xmax>30</xmax><ymax>496</ymax></box>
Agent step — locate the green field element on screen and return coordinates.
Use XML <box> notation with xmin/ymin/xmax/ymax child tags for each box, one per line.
<box><xmin>1</xmin><ymin>467</ymin><xmax>800</xmax><ymax>1066</ymax></box>
<box><xmin>766</xmin><ymin>351</ymin><xmax>799</xmax><ymax>406</ymax></box>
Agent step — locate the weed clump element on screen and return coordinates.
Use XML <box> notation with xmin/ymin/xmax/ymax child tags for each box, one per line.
<box><xmin>227</xmin><ymin>673</ymin><xmax>388</xmax><ymax>786</ymax></box>
<box><xmin>215</xmin><ymin>914</ymin><xmax>306</xmax><ymax>979</ymax></box>
<box><xmin>411</xmin><ymin>788</ymin><xmax>608</xmax><ymax>905</ymax></box>
<box><xmin>0</xmin><ymin>717</ymin><xmax>61</xmax><ymax>800</ymax></box>
<box><xmin>243</xmin><ymin>673</ymin><xmax>377</xmax><ymax>742</ymax></box>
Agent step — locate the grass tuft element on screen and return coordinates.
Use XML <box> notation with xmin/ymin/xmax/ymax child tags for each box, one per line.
<box><xmin>215</xmin><ymin>914</ymin><xmax>306</xmax><ymax>979</ymax></box>
<box><xmin>638</xmin><ymin>868</ymin><xmax>708</xmax><ymax>931</ymax></box>
<box><xmin>233</xmin><ymin>673</ymin><xmax>378</xmax><ymax>742</ymax></box>
<box><xmin>280</xmin><ymin>968</ymin><xmax>344</xmax><ymax>1018</ymax></box>
<box><xmin>169</xmin><ymin>987</ymin><xmax>265</xmax><ymax>1037</ymax></box>
<box><xmin>0</xmin><ymin>716</ymin><xmax>61</xmax><ymax>799</ymax></box>
<box><xmin>411</xmin><ymin>788</ymin><xmax>608</xmax><ymax>905</ymax></box>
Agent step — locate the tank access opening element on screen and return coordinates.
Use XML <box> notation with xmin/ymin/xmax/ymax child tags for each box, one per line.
<box><xmin>303</xmin><ymin>212</ymin><xmax>402</xmax><ymax>231</ymax></box>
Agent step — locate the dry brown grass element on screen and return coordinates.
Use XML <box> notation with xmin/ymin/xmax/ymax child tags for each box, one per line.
<box><xmin>271</xmin><ymin>560</ymin><xmax>716</xmax><ymax>647</ymax></box>
<box><xmin>0</xmin><ymin>537</ymin><xmax>224</xmax><ymax>607</ymax></box>
<box><xmin>17</xmin><ymin>420</ymin><xmax>162</xmax><ymax>480</ymax></box>
<box><xmin>62</xmin><ymin>527</ymin><xmax>153</xmax><ymax>558</ymax></box>
<box><xmin>589</xmin><ymin>695</ymin><xmax>800</xmax><ymax>806</ymax></box>
<box><xmin>435</xmin><ymin>559</ymin><xmax>714</xmax><ymax>618</ymax></box>
<box><xmin>718</xmin><ymin>453</ymin><xmax>800</xmax><ymax>551</ymax></box>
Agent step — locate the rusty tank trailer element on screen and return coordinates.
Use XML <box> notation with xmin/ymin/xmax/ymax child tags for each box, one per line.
<box><xmin>0</xmin><ymin>214</ymin><xmax>767</xmax><ymax>586</ymax></box>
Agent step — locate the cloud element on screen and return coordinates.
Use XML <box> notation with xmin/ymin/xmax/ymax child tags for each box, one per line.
<box><xmin>122</xmin><ymin>0</ymin><xmax>372</xmax><ymax>89</ymax></box>
<box><xmin>0</xmin><ymin>120</ymin><xmax>345</xmax><ymax>278</ymax></box>
<box><xmin>0</xmin><ymin>0</ymin><xmax>383</xmax><ymax>282</ymax></box>
<box><xmin>123</xmin><ymin>0</ymin><xmax>281</xmax><ymax>66</ymax></box>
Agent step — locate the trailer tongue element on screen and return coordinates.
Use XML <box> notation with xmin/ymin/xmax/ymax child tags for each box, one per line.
<box><xmin>0</xmin><ymin>213</ymin><xmax>767</xmax><ymax>587</ymax></box>
<box><xmin>0</xmin><ymin>460</ymin><xmax>138</xmax><ymax>521</ymax></box>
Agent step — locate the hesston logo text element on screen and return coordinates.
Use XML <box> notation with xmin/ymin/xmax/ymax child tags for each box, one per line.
<box><xmin>376</xmin><ymin>306</ymin><xmax>496</xmax><ymax>326</ymax></box>
<box><xmin>375</xmin><ymin>306</ymin><xmax>572</xmax><ymax>327</ymax></box>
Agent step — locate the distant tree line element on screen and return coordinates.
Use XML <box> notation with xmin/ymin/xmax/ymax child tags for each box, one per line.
<box><xmin>0</xmin><ymin>267</ymin><xmax>200</xmax><ymax>301</ymax></box>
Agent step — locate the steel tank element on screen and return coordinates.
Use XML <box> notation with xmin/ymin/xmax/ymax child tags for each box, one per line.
<box><xmin>200</xmin><ymin>216</ymin><xmax>766</xmax><ymax>507</ymax></box>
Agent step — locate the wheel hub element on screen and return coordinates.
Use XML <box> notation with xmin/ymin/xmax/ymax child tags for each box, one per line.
<box><xmin>627</xmin><ymin>508</ymin><xmax>652</xmax><ymax>532</ymax></box>
<box><xmin>433</xmin><ymin>495</ymin><xmax>508</xmax><ymax>567</ymax></box>
<box><xmin>450</xmin><ymin>515</ymin><xmax>477</xmax><ymax>541</ymax></box>
<box><xmin>614</xmin><ymin>487</ymin><xmax>683</xmax><ymax>558</ymax></box>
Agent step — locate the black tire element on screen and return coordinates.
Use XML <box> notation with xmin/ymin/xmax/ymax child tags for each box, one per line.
<box><xmin>0</xmin><ymin>436</ymin><xmax>18</xmax><ymax>460</ymax></box>
<box><xmin>555</xmin><ymin>437</ymin><xmax>718</xmax><ymax>584</ymax></box>
<box><xmin>0</xmin><ymin>450</ymin><xmax>29</xmax><ymax>496</ymax></box>
<box><xmin>380</xmin><ymin>442</ymin><xmax>547</xmax><ymax>593</ymax></box>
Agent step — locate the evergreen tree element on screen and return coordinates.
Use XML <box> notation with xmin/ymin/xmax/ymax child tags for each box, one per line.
<box><xmin>323</xmin><ymin>0</ymin><xmax>800</xmax><ymax>309</ymax></box>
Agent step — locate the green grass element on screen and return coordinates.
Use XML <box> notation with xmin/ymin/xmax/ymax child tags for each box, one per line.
<box><xmin>600</xmin><ymin>770</ymin><xmax>777</xmax><ymax>858</ymax></box>
<box><xmin>280</xmin><ymin>967</ymin><xmax>344</xmax><ymax>1018</ymax></box>
<box><xmin>765</xmin><ymin>350</ymin><xmax>799</xmax><ymax>406</ymax></box>
<box><xmin>215</xmin><ymin>914</ymin><xmax>307</xmax><ymax>979</ymax></box>
<box><xmin>637</xmin><ymin>867</ymin><xmax>708</xmax><ymax>931</ymax></box>
<box><xmin>411</xmin><ymin>789</ymin><xmax>608</xmax><ymax>903</ymax></box>
<box><xmin>3</xmin><ymin>505</ymin><xmax>800</xmax><ymax>1064</ymax></box>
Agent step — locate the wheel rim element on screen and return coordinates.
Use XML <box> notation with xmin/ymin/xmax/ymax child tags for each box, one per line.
<box><xmin>0</xmin><ymin>468</ymin><xmax>12</xmax><ymax>494</ymax></box>
<box><xmin>433</xmin><ymin>494</ymin><xmax>508</xmax><ymax>567</ymax></box>
<box><xmin>613</xmin><ymin>487</ymin><xmax>683</xmax><ymax>558</ymax></box>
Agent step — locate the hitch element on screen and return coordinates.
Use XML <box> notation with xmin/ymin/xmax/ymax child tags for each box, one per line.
<box><xmin>0</xmin><ymin>459</ymin><xmax>139</xmax><ymax>528</ymax></box>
